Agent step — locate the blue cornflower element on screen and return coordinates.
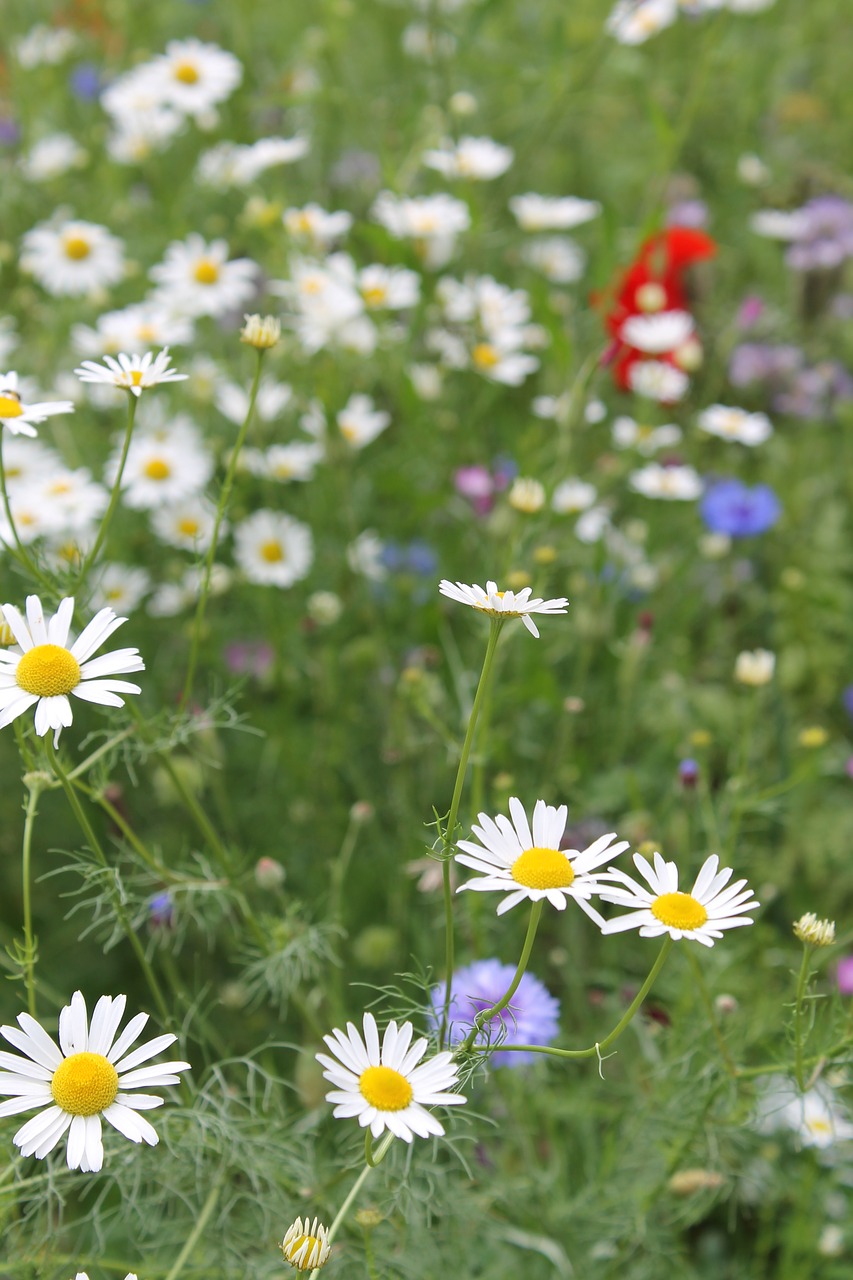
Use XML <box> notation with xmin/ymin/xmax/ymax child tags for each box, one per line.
<box><xmin>69</xmin><ymin>63</ymin><xmax>104</xmax><ymax>101</ymax></box>
<box><xmin>700</xmin><ymin>478</ymin><xmax>781</xmax><ymax>537</ymax></box>
<box><xmin>431</xmin><ymin>959</ymin><xmax>560</xmax><ymax>1067</ymax></box>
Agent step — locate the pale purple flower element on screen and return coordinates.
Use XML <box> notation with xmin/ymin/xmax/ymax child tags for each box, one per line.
<box><xmin>430</xmin><ymin>960</ymin><xmax>560</xmax><ymax>1066</ymax></box>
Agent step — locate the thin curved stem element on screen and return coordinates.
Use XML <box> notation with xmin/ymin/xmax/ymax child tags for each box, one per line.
<box><xmin>74</xmin><ymin>392</ymin><xmax>138</xmax><ymax>589</ymax></box>
<box><xmin>0</xmin><ymin>435</ymin><xmax>56</xmax><ymax>593</ymax></box>
<box><xmin>181</xmin><ymin>350</ymin><xmax>264</xmax><ymax>706</ymax></box>
<box><xmin>439</xmin><ymin>618</ymin><xmax>503</xmax><ymax>1048</ymax></box>
<box><xmin>457</xmin><ymin>900</ymin><xmax>543</xmax><ymax>1055</ymax></box>
<box><xmin>318</xmin><ymin>1132</ymin><xmax>394</xmax><ymax>1266</ymax></box>
<box><xmin>163</xmin><ymin>1167</ymin><xmax>227</xmax><ymax>1280</ymax></box>
<box><xmin>793</xmin><ymin>946</ymin><xmax>813</xmax><ymax>1091</ymax></box>
<box><xmin>21</xmin><ymin>778</ymin><xmax>43</xmax><ymax>1017</ymax></box>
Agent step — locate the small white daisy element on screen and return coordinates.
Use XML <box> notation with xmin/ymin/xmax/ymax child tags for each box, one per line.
<box><xmin>598</xmin><ymin>852</ymin><xmax>759</xmax><ymax>946</ymax></box>
<box><xmin>455</xmin><ymin>796</ymin><xmax>629</xmax><ymax>920</ymax></box>
<box><xmin>627</xmin><ymin>359</ymin><xmax>690</xmax><ymax>403</ymax></box>
<box><xmin>422</xmin><ymin>135</ymin><xmax>514</xmax><ymax>181</ymax></box>
<box><xmin>336</xmin><ymin>394</ymin><xmax>390</xmax><ymax>449</ymax></box>
<box><xmin>619</xmin><ymin>310</ymin><xmax>695</xmax><ymax>355</ymax></box>
<box><xmin>0</xmin><ymin>990</ymin><xmax>190</xmax><ymax>1172</ymax></box>
<box><xmin>0</xmin><ymin>596</ymin><xmax>144</xmax><ymax>745</ymax></box>
<box><xmin>145</xmin><ymin>38</ymin><xmax>242</xmax><ymax>116</ymax></box>
<box><xmin>89</xmin><ymin>564</ymin><xmax>152</xmax><ymax>614</ymax></box>
<box><xmin>509</xmin><ymin>193</ymin><xmax>601</xmax><ymax>231</ymax></box>
<box><xmin>234</xmin><ymin>510</ymin><xmax>313</xmax><ymax>587</ymax></box>
<box><xmin>20</xmin><ymin>219</ymin><xmax>126</xmax><ymax>297</ymax></box>
<box><xmin>149</xmin><ymin>235</ymin><xmax>257</xmax><ymax>319</ymax></box>
<box><xmin>281</xmin><ymin>1217</ymin><xmax>331</xmax><ymax>1272</ymax></box>
<box><xmin>697</xmin><ymin>404</ymin><xmax>773</xmax><ymax>446</ymax></box>
<box><xmin>105</xmin><ymin>421</ymin><xmax>213</xmax><ymax>510</ymax></box>
<box><xmin>438</xmin><ymin>578</ymin><xmax>568</xmax><ymax>638</ymax></box>
<box><xmin>0</xmin><ymin>371</ymin><xmax>74</xmax><ymax>438</ymax></box>
<box><xmin>629</xmin><ymin>463</ymin><xmax>702</xmax><ymax>500</ymax></box>
<box><xmin>75</xmin><ymin>349</ymin><xmax>187</xmax><ymax>398</ymax></box>
<box><xmin>150</xmin><ymin>496</ymin><xmax>220</xmax><ymax>551</ymax></box>
<box><xmin>316</xmin><ymin>1011</ymin><xmax>466</xmax><ymax>1143</ymax></box>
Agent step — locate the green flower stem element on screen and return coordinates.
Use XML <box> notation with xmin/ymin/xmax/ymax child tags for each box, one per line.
<box><xmin>329</xmin><ymin>809</ymin><xmax>364</xmax><ymax>928</ymax></box>
<box><xmin>0</xmin><ymin>435</ymin><xmax>56</xmax><ymax>594</ymax></box>
<box><xmin>66</xmin><ymin>725</ymin><xmax>138</xmax><ymax>780</ymax></box>
<box><xmin>793</xmin><ymin>945</ymin><xmax>813</xmax><ymax>1091</ymax></box>
<box><xmin>45</xmin><ymin>738</ymin><xmax>172</xmax><ymax>1030</ymax></box>
<box><xmin>74</xmin><ymin>392</ymin><xmax>138</xmax><ymax>590</ymax></box>
<box><xmin>20</xmin><ymin>776</ymin><xmax>44</xmax><ymax>1017</ymax></box>
<box><xmin>467</xmin><ymin>937</ymin><xmax>674</xmax><ymax>1062</ymax></box>
<box><xmin>685</xmin><ymin>947</ymin><xmax>738</xmax><ymax>1078</ymax></box>
<box><xmin>181</xmin><ymin>350</ymin><xmax>265</xmax><ymax>707</ymax></box>
<box><xmin>457</xmin><ymin>900</ymin><xmax>544</xmax><ymax>1055</ymax></box>
<box><xmin>163</xmin><ymin>1166</ymin><xmax>227</xmax><ymax>1280</ymax></box>
<box><xmin>72</xmin><ymin>777</ymin><xmax>176</xmax><ymax>881</ymax></box>
<box><xmin>314</xmin><ymin>1132</ymin><xmax>394</xmax><ymax>1272</ymax></box>
<box><xmin>439</xmin><ymin>618</ymin><xmax>504</xmax><ymax>1049</ymax></box>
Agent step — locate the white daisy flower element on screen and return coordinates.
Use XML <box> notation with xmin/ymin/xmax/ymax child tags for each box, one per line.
<box><xmin>619</xmin><ymin>310</ymin><xmax>695</xmax><ymax>354</ymax></box>
<box><xmin>627</xmin><ymin>359</ymin><xmax>690</xmax><ymax>403</ymax></box>
<box><xmin>336</xmin><ymin>394</ymin><xmax>390</xmax><ymax>449</ymax></box>
<box><xmin>316</xmin><ymin>1011</ymin><xmax>466</xmax><ymax>1143</ymax></box>
<box><xmin>438</xmin><ymin>579</ymin><xmax>568</xmax><ymax>638</ymax></box>
<box><xmin>72</xmin><ymin>306</ymin><xmax>194</xmax><ymax>358</ymax></box>
<box><xmin>522</xmin><ymin>236</ymin><xmax>586</xmax><ymax>284</ymax></box>
<box><xmin>509</xmin><ymin>193</ymin><xmax>601</xmax><ymax>231</ymax></box>
<box><xmin>19</xmin><ymin>133</ymin><xmax>87</xmax><ymax>182</ymax></box>
<box><xmin>75</xmin><ymin>348</ymin><xmax>187</xmax><ymax>398</ymax></box>
<box><xmin>629</xmin><ymin>463</ymin><xmax>702</xmax><ymax>500</ymax></box>
<box><xmin>144</xmin><ymin>39</ymin><xmax>242</xmax><ymax>116</ymax></box>
<box><xmin>242</xmin><ymin>442</ymin><xmax>324</xmax><ymax>483</ymax></box>
<box><xmin>89</xmin><ymin>564</ymin><xmax>152</xmax><ymax>614</ymax></box>
<box><xmin>749</xmin><ymin>209</ymin><xmax>809</xmax><ymax>241</ymax></box>
<box><xmin>756</xmin><ymin>1077</ymin><xmax>853</xmax><ymax>1149</ymax></box>
<box><xmin>149</xmin><ymin>235</ymin><xmax>257</xmax><ymax>319</ymax></box>
<box><xmin>612</xmin><ymin>416</ymin><xmax>682</xmax><ymax>454</ymax></box>
<box><xmin>105</xmin><ymin>421</ymin><xmax>213</xmax><ymax>510</ymax></box>
<box><xmin>696</xmin><ymin>404</ymin><xmax>773</xmax><ymax>446</ymax></box>
<box><xmin>552</xmin><ymin>478</ymin><xmax>598</xmax><ymax>514</ymax></box>
<box><xmin>0</xmin><ymin>596</ymin><xmax>144</xmax><ymax>745</ymax></box>
<box><xmin>598</xmin><ymin>852</ymin><xmax>759</xmax><ymax>946</ymax></box>
<box><xmin>283</xmin><ymin>204</ymin><xmax>353</xmax><ymax>250</ymax></box>
<box><xmin>372</xmin><ymin>192</ymin><xmax>471</xmax><ymax>269</ymax></box>
<box><xmin>215</xmin><ymin>375</ymin><xmax>292</xmax><ymax>426</ymax></box>
<box><xmin>281</xmin><ymin>1217</ymin><xmax>331</xmax><ymax>1272</ymax></box>
<box><xmin>0</xmin><ymin>991</ymin><xmax>189</xmax><ymax>1172</ymax></box>
<box><xmin>0</xmin><ymin>371</ymin><xmax>74</xmax><ymax>439</ymax></box>
<box><xmin>456</xmin><ymin>797</ymin><xmax>629</xmax><ymax>920</ymax></box>
<box><xmin>20</xmin><ymin>219</ymin><xmax>126</xmax><ymax>297</ymax></box>
<box><xmin>422</xmin><ymin>135</ymin><xmax>514</xmax><ymax>181</ymax></box>
<box><xmin>150</xmin><ymin>496</ymin><xmax>220</xmax><ymax>551</ymax></box>
<box><xmin>234</xmin><ymin>510</ymin><xmax>313</xmax><ymax>587</ymax></box>
<box><xmin>358</xmin><ymin>264</ymin><xmax>421</xmax><ymax>311</ymax></box>
<box><xmin>606</xmin><ymin>0</ymin><xmax>679</xmax><ymax>44</ymax></box>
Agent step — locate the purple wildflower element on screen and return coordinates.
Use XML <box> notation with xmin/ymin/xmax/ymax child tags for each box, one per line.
<box><xmin>700</xmin><ymin>479</ymin><xmax>781</xmax><ymax>537</ymax></box>
<box><xmin>837</xmin><ymin>956</ymin><xmax>853</xmax><ymax>996</ymax></box>
<box><xmin>785</xmin><ymin>197</ymin><xmax>853</xmax><ymax>272</ymax></box>
<box><xmin>431</xmin><ymin>959</ymin><xmax>560</xmax><ymax>1067</ymax></box>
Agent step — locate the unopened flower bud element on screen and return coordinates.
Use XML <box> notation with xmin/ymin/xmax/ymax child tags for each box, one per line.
<box><xmin>678</xmin><ymin>758</ymin><xmax>699</xmax><ymax>789</ymax></box>
<box><xmin>794</xmin><ymin>913</ymin><xmax>836</xmax><ymax>947</ymax></box>
<box><xmin>668</xmin><ymin>1168</ymin><xmax>726</xmax><ymax>1196</ymax></box>
<box><xmin>281</xmin><ymin>1217</ymin><xmax>331</xmax><ymax>1272</ymax></box>
<box><xmin>255</xmin><ymin>857</ymin><xmax>286</xmax><ymax>890</ymax></box>
<box><xmin>508</xmin><ymin>477</ymin><xmax>546</xmax><ymax>514</ymax></box>
<box><xmin>350</xmin><ymin>800</ymin><xmax>374</xmax><ymax>824</ymax></box>
<box><xmin>307</xmin><ymin>591</ymin><xmax>343</xmax><ymax>625</ymax></box>
<box><xmin>240</xmin><ymin>313</ymin><xmax>281</xmax><ymax>350</ymax></box>
<box><xmin>734</xmin><ymin>649</ymin><xmax>775</xmax><ymax>686</ymax></box>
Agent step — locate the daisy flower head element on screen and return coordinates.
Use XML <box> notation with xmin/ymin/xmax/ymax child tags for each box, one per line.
<box><xmin>281</xmin><ymin>1217</ymin><xmax>331</xmax><ymax>1272</ymax></box>
<box><xmin>316</xmin><ymin>1011</ymin><xmax>466</xmax><ymax>1142</ymax></box>
<box><xmin>598</xmin><ymin>852</ymin><xmax>759</xmax><ymax>946</ymax></box>
<box><xmin>149</xmin><ymin>235</ymin><xmax>257</xmax><ymax>319</ymax></box>
<box><xmin>146</xmin><ymin>38</ymin><xmax>242</xmax><ymax>117</ymax></box>
<box><xmin>438</xmin><ymin>579</ymin><xmax>568</xmax><ymax>638</ymax></box>
<box><xmin>455</xmin><ymin>797</ymin><xmax>629</xmax><ymax>919</ymax></box>
<box><xmin>0</xmin><ymin>371</ymin><xmax>74</xmax><ymax>438</ymax></box>
<box><xmin>75</xmin><ymin>349</ymin><xmax>187</xmax><ymax>398</ymax></box>
<box><xmin>0</xmin><ymin>990</ymin><xmax>190</xmax><ymax>1172</ymax></box>
<box><xmin>234</xmin><ymin>510</ymin><xmax>313</xmax><ymax>587</ymax></box>
<box><xmin>0</xmin><ymin>595</ymin><xmax>144</xmax><ymax>745</ymax></box>
<box><xmin>20</xmin><ymin>218</ymin><xmax>126</xmax><ymax>297</ymax></box>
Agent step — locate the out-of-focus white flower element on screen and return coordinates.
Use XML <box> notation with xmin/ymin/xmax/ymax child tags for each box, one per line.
<box><xmin>422</xmin><ymin>136</ymin><xmax>513</xmax><ymax>180</ymax></box>
<box><xmin>630</xmin><ymin>463</ymin><xmax>702</xmax><ymax>500</ymax></box>
<box><xmin>756</xmin><ymin>1077</ymin><xmax>853</xmax><ymax>1149</ymax></box>
<box><xmin>19</xmin><ymin>134</ymin><xmax>87</xmax><ymax>182</ymax></box>
<box><xmin>16</xmin><ymin>24</ymin><xmax>78</xmax><ymax>68</ymax></box>
<box><xmin>697</xmin><ymin>404</ymin><xmax>773</xmax><ymax>446</ymax></box>
<box><xmin>372</xmin><ymin>192</ymin><xmax>470</xmax><ymax>269</ymax></box>
<box><xmin>737</xmin><ymin>153</ymin><xmax>771</xmax><ymax>186</ymax></box>
<box><xmin>734</xmin><ymin>649</ymin><xmax>775</xmax><ymax>686</ymax></box>
<box><xmin>552</xmin><ymin>479</ymin><xmax>597</xmax><ymax>514</ymax></box>
<box><xmin>509</xmin><ymin>194</ymin><xmax>601</xmax><ymax>231</ymax></box>
<box><xmin>336</xmin><ymin>394</ymin><xmax>390</xmax><ymax>449</ymax></box>
<box><xmin>139</xmin><ymin>39</ymin><xmax>242</xmax><ymax>118</ymax></box>
<box><xmin>522</xmin><ymin>237</ymin><xmax>586</xmax><ymax>284</ymax></box>
<box><xmin>606</xmin><ymin>0</ymin><xmax>679</xmax><ymax>44</ymax></box>
<box><xmin>234</xmin><ymin>511</ymin><xmax>313</xmax><ymax>587</ymax></box>
<box><xmin>197</xmin><ymin>136</ymin><xmax>307</xmax><ymax>188</ymax></box>
<box><xmin>104</xmin><ymin>418</ymin><xmax>213</xmax><ymax>510</ymax></box>
<box><xmin>627</xmin><ymin>360</ymin><xmax>690</xmax><ymax>403</ymax></box>
<box><xmin>749</xmin><ymin>210</ymin><xmax>810</xmax><ymax>241</ymax></box>
<box><xmin>149</xmin><ymin>235</ymin><xmax>257</xmax><ymax>318</ymax></box>
<box><xmin>0</xmin><ymin>371</ymin><xmax>74</xmax><ymax>439</ymax></box>
<box><xmin>284</xmin><ymin>204</ymin><xmax>353</xmax><ymax>250</ymax></box>
<box><xmin>620</xmin><ymin>310</ymin><xmax>694</xmax><ymax>354</ymax></box>
<box><xmin>75</xmin><ymin>349</ymin><xmax>187</xmax><ymax>398</ymax></box>
<box><xmin>72</xmin><ymin>306</ymin><xmax>194</xmax><ymax>358</ymax></box>
<box><xmin>20</xmin><ymin>219</ymin><xmax>126</xmax><ymax>297</ymax></box>
<box><xmin>612</xmin><ymin>416</ymin><xmax>682</xmax><ymax>454</ymax></box>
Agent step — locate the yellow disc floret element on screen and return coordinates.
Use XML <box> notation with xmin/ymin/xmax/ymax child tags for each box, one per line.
<box><xmin>173</xmin><ymin>61</ymin><xmax>200</xmax><ymax>84</ymax></box>
<box><xmin>358</xmin><ymin>1065</ymin><xmax>413</xmax><ymax>1112</ymax></box>
<box><xmin>16</xmin><ymin>644</ymin><xmax>81</xmax><ymax>697</ymax></box>
<box><xmin>260</xmin><ymin>540</ymin><xmax>284</xmax><ymax>563</ymax></box>
<box><xmin>51</xmin><ymin>1051</ymin><xmax>119</xmax><ymax>1116</ymax></box>
<box><xmin>651</xmin><ymin>892</ymin><xmax>708</xmax><ymax>931</ymax></box>
<box><xmin>472</xmin><ymin>342</ymin><xmax>499</xmax><ymax>370</ymax></box>
<box><xmin>63</xmin><ymin>237</ymin><xmax>92</xmax><ymax>261</ymax></box>
<box><xmin>511</xmin><ymin>847</ymin><xmax>574</xmax><ymax>890</ymax></box>
<box><xmin>144</xmin><ymin>458</ymin><xmax>171</xmax><ymax>481</ymax></box>
<box><xmin>193</xmin><ymin>259</ymin><xmax>220</xmax><ymax>285</ymax></box>
<box><xmin>0</xmin><ymin>393</ymin><xmax>23</xmax><ymax>418</ymax></box>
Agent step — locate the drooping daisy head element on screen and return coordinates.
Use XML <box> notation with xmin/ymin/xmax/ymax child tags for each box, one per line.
<box><xmin>0</xmin><ymin>991</ymin><xmax>190</xmax><ymax>1172</ymax></box>
<box><xmin>316</xmin><ymin>1011</ymin><xmax>466</xmax><ymax>1143</ymax></box>
<box><xmin>598</xmin><ymin>852</ymin><xmax>759</xmax><ymax>946</ymax></box>
<box><xmin>455</xmin><ymin>797</ymin><xmax>629</xmax><ymax>919</ymax></box>
<box><xmin>438</xmin><ymin>579</ymin><xmax>568</xmax><ymax>638</ymax></box>
<box><xmin>0</xmin><ymin>595</ymin><xmax>144</xmax><ymax>745</ymax></box>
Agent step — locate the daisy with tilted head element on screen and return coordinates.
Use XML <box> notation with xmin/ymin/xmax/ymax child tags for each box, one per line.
<box><xmin>598</xmin><ymin>851</ymin><xmax>758</xmax><ymax>946</ymax></box>
<box><xmin>0</xmin><ymin>371</ymin><xmax>74</xmax><ymax>438</ymax></box>
<box><xmin>0</xmin><ymin>990</ymin><xmax>189</xmax><ymax>1172</ymax></box>
<box><xmin>439</xmin><ymin>579</ymin><xmax>568</xmax><ymax>638</ymax></box>
<box><xmin>316</xmin><ymin>1011</ymin><xmax>466</xmax><ymax>1143</ymax></box>
<box><xmin>20</xmin><ymin>218</ymin><xmax>126</xmax><ymax>296</ymax></box>
<box><xmin>75</xmin><ymin>348</ymin><xmax>187</xmax><ymax>398</ymax></box>
<box><xmin>149</xmin><ymin>234</ymin><xmax>257</xmax><ymax>319</ymax></box>
<box><xmin>456</xmin><ymin>797</ymin><xmax>629</xmax><ymax>919</ymax></box>
<box><xmin>0</xmin><ymin>596</ymin><xmax>144</xmax><ymax>745</ymax></box>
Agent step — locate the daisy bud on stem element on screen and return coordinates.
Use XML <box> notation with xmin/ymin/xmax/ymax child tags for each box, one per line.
<box><xmin>240</xmin><ymin>313</ymin><xmax>281</xmax><ymax>350</ymax></box>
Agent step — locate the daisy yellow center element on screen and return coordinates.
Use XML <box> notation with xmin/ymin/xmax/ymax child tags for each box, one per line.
<box><xmin>173</xmin><ymin>60</ymin><xmax>200</xmax><ymax>84</ymax></box>
<box><xmin>260</xmin><ymin>539</ymin><xmax>284</xmax><ymax>563</ymax></box>
<box><xmin>130</xmin><ymin>370</ymin><xmax>145</xmax><ymax>387</ymax></box>
<box><xmin>16</xmin><ymin>644</ymin><xmax>81</xmax><ymax>697</ymax></box>
<box><xmin>358</xmin><ymin>1065</ymin><xmax>413</xmax><ymax>1111</ymax></box>
<box><xmin>511</xmin><ymin>847</ymin><xmax>574</xmax><ymax>890</ymax></box>
<box><xmin>51</xmin><ymin>1051</ymin><xmax>119</xmax><ymax>1116</ymax></box>
<box><xmin>178</xmin><ymin>517</ymin><xmax>200</xmax><ymax>536</ymax></box>
<box><xmin>137</xmin><ymin>324</ymin><xmax>157</xmax><ymax>342</ymax></box>
<box><xmin>636</xmin><ymin>282</ymin><xmax>666</xmax><ymax>313</ymax></box>
<box><xmin>64</xmin><ymin>236</ymin><xmax>92</xmax><ymax>260</ymax></box>
<box><xmin>144</xmin><ymin>458</ymin><xmax>171</xmax><ymax>480</ymax></box>
<box><xmin>283</xmin><ymin>1231</ymin><xmax>323</xmax><ymax>1269</ymax></box>
<box><xmin>193</xmin><ymin>259</ymin><xmax>220</xmax><ymax>285</ymax></box>
<box><xmin>292</xmin><ymin>212</ymin><xmax>315</xmax><ymax>234</ymax></box>
<box><xmin>362</xmin><ymin>285</ymin><xmax>388</xmax><ymax>307</ymax></box>
<box><xmin>0</xmin><ymin>393</ymin><xmax>23</xmax><ymax>418</ymax></box>
<box><xmin>651</xmin><ymin>892</ymin><xmax>708</xmax><ymax>931</ymax></box>
<box><xmin>472</xmin><ymin>342</ymin><xmax>499</xmax><ymax>370</ymax></box>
